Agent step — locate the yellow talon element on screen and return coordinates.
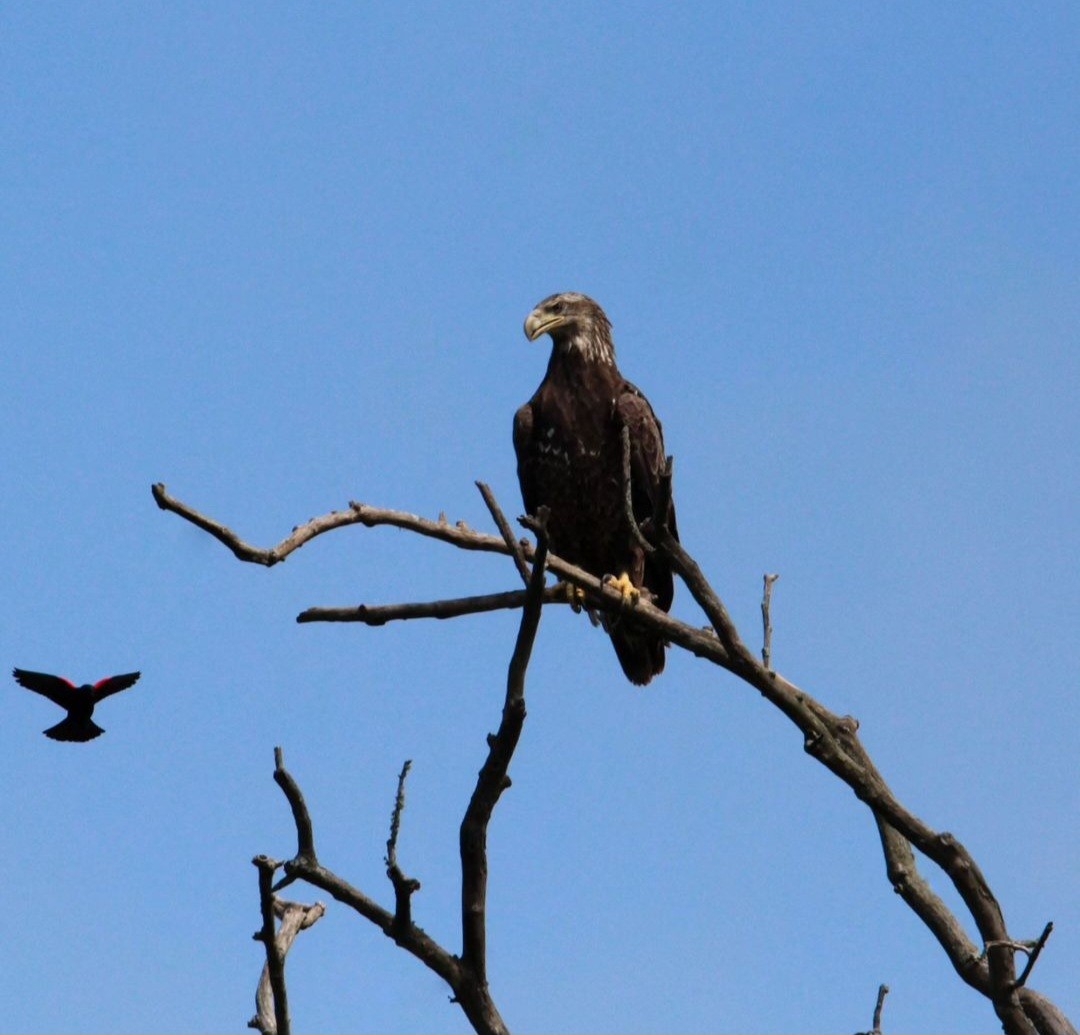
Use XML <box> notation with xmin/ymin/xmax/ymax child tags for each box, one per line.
<box><xmin>604</xmin><ymin>572</ymin><xmax>640</xmax><ymax>604</ymax></box>
<box><xmin>555</xmin><ymin>581</ymin><xmax>587</xmax><ymax>612</ymax></box>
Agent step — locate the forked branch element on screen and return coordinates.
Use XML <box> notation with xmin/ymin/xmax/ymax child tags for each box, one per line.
<box><xmin>250</xmin><ymin>517</ymin><xmax>548</xmax><ymax>1035</ymax></box>
<box><xmin>249</xmin><ymin>864</ymin><xmax>325</xmax><ymax>1035</ymax></box>
<box><xmin>155</xmin><ymin>480</ymin><xmax>1074</xmax><ymax>1035</ymax></box>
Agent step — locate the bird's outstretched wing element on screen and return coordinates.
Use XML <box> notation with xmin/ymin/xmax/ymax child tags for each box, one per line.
<box><xmin>92</xmin><ymin>672</ymin><xmax>141</xmax><ymax>702</ymax></box>
<box><xmin>12</xmin><ymin>668</ymin><xmax>78</xmax><ymax>709</ymax></box>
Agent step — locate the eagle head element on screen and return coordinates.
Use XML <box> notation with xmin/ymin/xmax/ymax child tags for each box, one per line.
<box><xmin>524</xmin><ymin>292</ymin><xmax>615</xmax><ymax>365</ymax></box>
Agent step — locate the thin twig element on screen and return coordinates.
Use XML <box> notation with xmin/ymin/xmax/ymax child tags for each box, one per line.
<box><xmin>761</xmin><ymin>572</ymin><xmax>779</xmax><ymax>669</ymax></box>
<box><xmin>1015</xmin><ymin>923</ymin><xmax>1054</xmax><ymax>989</ymax></box>
<box><xmin>872</xmin><ymin>983</ymin><xmax>890</xmax><ymax>1033</ymax></box>
<box><xmin>476</xmin><ymin>481</ymin><xmax>531</xmax><ymax>585</ymax></box>
<box><xmin>385</xmin><ymin>760</ymin><xmax>421</xmax><ymax>932</ymax></box>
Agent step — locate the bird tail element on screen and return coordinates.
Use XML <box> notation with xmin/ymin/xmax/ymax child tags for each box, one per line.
<box><xmin>44</xmin><ymin>717</ymin><xmax>105</xmax><ymax>742</ymax></box>
<box><xmin>606</xmin><ymin>624</ymin><xmax>666</xmax><ymax>686</ymax></box>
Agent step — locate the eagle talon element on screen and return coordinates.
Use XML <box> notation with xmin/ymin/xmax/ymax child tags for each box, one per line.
<box><xmin>555</xmin><ymin>581</ymin><xmax>587</xmax><ymax>612</ymax></box>
<box><xmin>603</xmin><ymin>572</ymin><xmax>640</xmax><ymax>608</ymax></box>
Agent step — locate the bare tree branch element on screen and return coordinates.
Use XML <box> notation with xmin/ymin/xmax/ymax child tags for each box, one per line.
<box><xmin>272</xmin><ymin>746</ymin><xmax>315</xmax><ymax>879</ymax></box>
<box><xmin>460</xmin><ymin>507</ymin><xmax>548</xmax><ymax>987</ymax></box>
<box><xmin>155</xmin><ymin>480</ymin><xmax>1075</xmax><ymax>1035</ymax></box>
<box><xmin>297</xmin><ymin>586</ymin><xmax>566</xmax><ymax>624</ymax></box>
<box><xmin>251</xmin><ymin>855</ymin><xmax>290</xmax><ymax>1035</ymax></box>
<box><xmin>872</xmin><ymin>983</ymin><xmax>889</xmax><ymax>1033</ymax></box>
<box><xmin>1016</xmin><ymin>923</ymin><xmax>1055</xmax><ymax>990</ymax></box>
<box><xmin>873</xmin><ymin>814</ymin><xmax>983</xmax><ymax>986</ymax></box>
<box><xmin>476</xmin><ymin>481</ymin><xmax>531</xmax><ymax>585</ymax></box>
<box><xmin>269</xmin><ymin>748</ymin><xmax>464</xmax><ymax>992</ymax></box>
<box><xmin>384</xmin><ymin>760</ymin><xmax>421</xmax><ymax>934</ymax></box>
<box><xmin>855</xmin><ymin>982</ymin><xmax>890</xmax><ymax>1035</ymax></box>
<box><xmin>153</xmin><ymin>482</ymin><xmax>518</xmax><ymax>566</ymax></box>
<box><xmin>761</xmin><ymin>572</ymin><xmax>779</xmax><ymax>669</ymax></box>
<box><xmin>250</xmin><ymin>884</ymin><xmax>325</xmax><ymax>1035</ymax></box>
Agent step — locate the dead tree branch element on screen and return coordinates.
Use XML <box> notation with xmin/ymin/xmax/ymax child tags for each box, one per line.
<box><xmin>253</xmin><ymin>519</ymin><xmax>548</xmax><ymax>1035</ymax></box>
<box><xmin>476</xmin><ymin>480</ymin><xmax>531</xmax><ymax>585</ymax></box>
<box><xmin>460</xmin><ymin>506</ymin><xmax>548</xmax><ymax>985</ymax></box>
<box><xmin>1015</xmin><ymin>923</ymin><xmax>1055</xmax><ymax>990</ymax></box>
<box><xmin>855</xmin><ymin>983</ymin><xmax>889</xmax><ymax>1035</ymax></box>
<box><xmin>872</xmin><ymin>983</ymin><xmax>890</xmax><ymax>1033</ymax></box>
<box><xmin>297</xmin><ymin>586</ymin><xmax>566</xmax><ymax>625</ymax></box>
<box><xmin>252</xmin><ymin>855</ymin><xmax>290</xmax><ymax>1035</ymax></box>
<box><xmin>385</xmin><ymin>760</ymin><xmax>421</xmax><ymax>933</ymax></box>
<box><xmin>249</xmin><ymin>869</ymin><xmax>325</xmax><ymax>1035</ymax></box>
<box><xmin>761</xmin><ymin>572</ymin><xmax>779</xmax><ymax>669</ymax></box>
<box><xmin>154</xmin><ymin>481</ymin><xmax>1075</xmax><ymax>1035</ymax></box>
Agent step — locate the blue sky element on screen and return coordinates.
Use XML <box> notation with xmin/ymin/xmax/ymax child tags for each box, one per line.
<box><xmin>2</xmin><ymin>3</ymin><xmax>1077</xmax><ymax>1032</ymax></box>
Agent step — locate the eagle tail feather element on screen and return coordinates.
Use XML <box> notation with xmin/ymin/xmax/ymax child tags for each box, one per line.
<box><xmin>607</xmin><ymin>626</ymin><xmax>665</xmax><ymax>686</ymax></box>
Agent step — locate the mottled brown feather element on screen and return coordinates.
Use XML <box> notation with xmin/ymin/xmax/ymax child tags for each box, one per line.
<box><xmin>515</xmin><ymin>293</ymin><xmax>678</xmax><ymax>684</ymax></box>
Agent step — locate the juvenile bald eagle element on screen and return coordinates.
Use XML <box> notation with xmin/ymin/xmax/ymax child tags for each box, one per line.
<box><xmin>514</xmin><ymin>292</ymin><xmax>677</xmax><ymax>685</ymax></box>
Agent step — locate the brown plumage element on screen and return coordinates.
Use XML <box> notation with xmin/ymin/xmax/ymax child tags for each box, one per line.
<box><xmin>514</xmin><ymin>292</ymin><xmax>678</xmax><ymax>685</ymax></box>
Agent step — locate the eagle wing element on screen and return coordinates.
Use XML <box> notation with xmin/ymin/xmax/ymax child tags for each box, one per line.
<box><xmin>92</xmin><ymin>672</ymin><xmax>141</xmax><ymax>702</ymax></box>
<box><xmin>615</xmin><ymin>381</ymin><xmax>677</xmax><ymax>542</ymax></box>
<box><xmin>512</xmin><ymin>401</ymin><xmax>542</xmax><ymax>518</ymax></box>
<box><xmin>12</xmin><ymin>668</ymin><xmax>78</xmax><ymax>709</ymax></box>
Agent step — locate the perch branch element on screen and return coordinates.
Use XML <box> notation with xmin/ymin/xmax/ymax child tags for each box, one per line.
<box><xmin>157</xmin><ymin>481</ymin><xmax>1074</xmax><ymax>1035</ymax></box>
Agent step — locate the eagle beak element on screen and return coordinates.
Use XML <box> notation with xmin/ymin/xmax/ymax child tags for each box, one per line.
<box><xmin>524</xmin><ymin>309</ymin><xmax>564</xmax><ymax>341</ymax></box>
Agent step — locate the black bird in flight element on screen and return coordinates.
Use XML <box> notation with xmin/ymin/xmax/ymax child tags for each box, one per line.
<box><xmin>11</xmin><ymin>668</ymin><xmax>141</xmax><ymax>741</ymax></box>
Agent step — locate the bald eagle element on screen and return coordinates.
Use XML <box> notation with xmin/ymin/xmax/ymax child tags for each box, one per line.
<box><xmin>514</xmin><ymin>292</ymin><xmax>678</xmax><ymax>685</ymax></box>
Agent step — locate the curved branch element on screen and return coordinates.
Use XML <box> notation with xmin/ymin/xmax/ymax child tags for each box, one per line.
<box><xmin>153</xmin><ymin>482</ymin><xmax>516</xmax><ymax>566</ymax></box>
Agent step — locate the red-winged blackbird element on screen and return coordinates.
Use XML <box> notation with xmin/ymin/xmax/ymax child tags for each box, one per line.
<box><xmin>12</xmin><ymin>668</ymin><xmax>141</xmax><ymax>742</ymax></box>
